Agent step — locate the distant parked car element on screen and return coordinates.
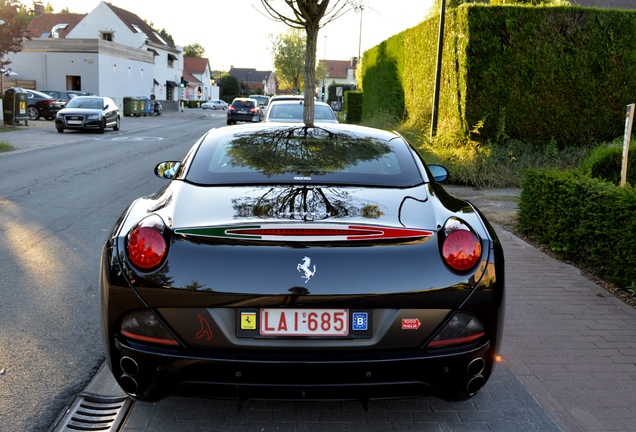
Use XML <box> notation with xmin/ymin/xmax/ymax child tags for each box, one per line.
<box><xmin>249</xmin><ymin>94</ymin><xmax>270</xmax><ymax>111</ymax></box>
<box><xmin>25</xmin><ymin>89</ymin><xmax>66</xmax><ymax>121</ymax></box>
<box><xmin>55</xmin><ymin>96</ymin><xmax>120</xmax><ymax>134</ymax></box>
<box><xmin>226</xmin><ymin>98</ymin><xmax>262</xmax><ymax>125</ymax></box>
<box><xmin>39</xmin><ymin>90</ymin><xmax>89</xmax><ymax>103</ymax></box>
<box><xmin>201</xmin><ymin>99</ymin><xmax>228</xmax><ymax>110</ymax></box>
<box><xmin>268</xmin><ymin>95</ymin><xmax>317</xmax><ymax>104</ymax></box>
<box><xmin>264</xmin><ymin>100</ymin><xmax>338</xmax><ymax>123</ymax></box>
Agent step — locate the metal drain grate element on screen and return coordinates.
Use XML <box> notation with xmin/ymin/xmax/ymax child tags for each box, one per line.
<box><xmin>51</xmin><ymin>393</ymin><xmax>132</xmax><ymax>432</ymax></box>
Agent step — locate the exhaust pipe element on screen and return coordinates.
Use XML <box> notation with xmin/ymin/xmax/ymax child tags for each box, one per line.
<box><xmin>467</xmin><ymin>357</ymin><xmax>485</xmax><ymax>376</ymax></box>
<box><xmin>120</xmin><ymin>356</ymin><xmax>139</xmax><ymax>376</ymax></box>
<box><xmin>466</xmin><ymin>375</ymin><xmax>485</xmax><ymax>395</ymax></box>
<box><xmin>119</xmin><ymin>374</ymin><xmax>139</xmax><ymax>395</ymax></box>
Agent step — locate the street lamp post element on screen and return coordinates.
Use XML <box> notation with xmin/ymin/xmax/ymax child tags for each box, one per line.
<box><xmin>245</xmin><ymin>70</ymin><xmax>251</xmax><ymax>95</ymax></box>
<box><xmin>323</xmin><ymin>36</ymin><xmax>327</xmax><ymax>102</ymax></box>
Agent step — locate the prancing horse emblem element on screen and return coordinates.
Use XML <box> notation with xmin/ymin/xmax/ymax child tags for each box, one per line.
<box><xmin>297</xmin><ymin>256</ymin><xmax>316</xmax><ymax>283</ymax></box>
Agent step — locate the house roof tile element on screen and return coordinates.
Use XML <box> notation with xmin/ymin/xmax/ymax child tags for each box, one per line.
<box><xmin>26</xmin><ymin>13</ymin><xmax>86</xmax><ymax>38</ymax></box>
<box><xmin>324</xmin><ymin>60</ymin><xmax>353</xmax><ymax>79</ymax></box>
<box><xmin>183</xmin><ymin>70</ymin><xmax>201</xmax><ymax>84</ymax></box>
<box><xmin>184</xmin><ymin>57</ymin><xmax>210</xmax><ymax>74</ymax></box>
<box><xmin>229</xmin><ymin>68</ymin><xmax>273</xmax><ymax>83</ymax></box>
<box><xmin>104</xmin><ymin>2</ymin><xmax>176</xmax><ymax>48</ymax></box>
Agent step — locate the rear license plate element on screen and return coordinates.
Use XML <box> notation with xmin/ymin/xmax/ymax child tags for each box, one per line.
<box><xmin>260</xmin><ymin>308</ymin><xmax>348</xmax><ymax>336</ymax></box>
<box><xmin>67</xmin><ymin>120</ymin><xmax>82</xmax><ymax>124</ymax></box>
<box><xmin>239</xmin><ymin>110</ymin><xmax>247</xmax><ymax>114</ymax></box>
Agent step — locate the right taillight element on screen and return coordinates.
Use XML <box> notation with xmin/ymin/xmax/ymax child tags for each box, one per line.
<box><xmin>441</xmin><ymin>218</ymin><xmax>481</xmax><ymax>272</ymax></box>
<box><xmin>427</xmin><ymin>312</ymin><xmax>485</xmax><ymax>348</ymax></box>
<box><xmin>126</xmin><ymin>215</ymin><xmax>168</xmax><ymax>271</ymax></box>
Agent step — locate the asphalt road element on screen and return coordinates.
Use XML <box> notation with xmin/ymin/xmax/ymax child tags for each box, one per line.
<box><xmin>0</xmin><ymin>109</ymin><xmax>227</xmax><ymax>432</ymax></box>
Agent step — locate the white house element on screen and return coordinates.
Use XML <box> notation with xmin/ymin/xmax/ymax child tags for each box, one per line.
<box><xmin>9</xmin><ymin>2</ymin><xmax>184</xmax><ymax>111</ymax></box>
<box><xmin>184</xmin><ymin>57</ymin><xmax>219</xmax><ymax>101</ymax></box>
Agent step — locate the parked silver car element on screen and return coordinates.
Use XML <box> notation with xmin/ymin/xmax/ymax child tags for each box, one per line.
<box><xmin>264</xmin><ymin>100</ymin><xmax>338</xmax><ymax>123</ymax></box>
<box><xmin>201</xmin><ymin>99</ymin><xmax>228</xmax><ymax>110</ymax></box>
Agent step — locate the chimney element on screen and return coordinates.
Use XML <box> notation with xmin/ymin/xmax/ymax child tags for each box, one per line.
<box><xmin>34</xmin><ymin>1</ymin><xmax>44</xmax><ymax>18</ymax></box>
<box><xmin>52</xmin><ymin>23</ymin><xmax>69</xmax><ymax>38</ymax></box>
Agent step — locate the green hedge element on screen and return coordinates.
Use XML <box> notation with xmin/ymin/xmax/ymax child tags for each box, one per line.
<box><xmin>517</xmin><ymin>168</ymin><xmax>636</xmax><ymax>289</ymax></box>
<box><xmin>360</xmin><ymin>5</ymin><xmax>636</xmax><ymax>147</ymax></box>
<box><xmin>344</xmin><ymin>91</ymin><xmax>363</xmax><ymax>123</ymax></box>
<box><xmin>187</xmin><ymin>100</ymin><xmax>204</xmax><ymax>108</ymax></box>
<box><xmin>579</xmin><ymin>143</ymin><xmax>636</xmax><ymax>186</ymax></box>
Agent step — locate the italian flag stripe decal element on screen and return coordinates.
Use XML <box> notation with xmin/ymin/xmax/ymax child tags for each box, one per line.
<box><xmin>175</xmin><ymin>224</ymin><xmax>434</xmax><ymax>241</ymax></box>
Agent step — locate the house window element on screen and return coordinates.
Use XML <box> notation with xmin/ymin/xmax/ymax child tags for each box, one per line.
<box><xmin>101</xmin><ymin>32</ymin><xmax>113</xmax><ymax>41</ymax></box>
<box><xmin>167</xmin><ymin>54</ymin><xmax>178</xmax><ymax>68</ymax></box>
<box><xmin>153</xmin><ymin>31</ymin><xmax>168</xmax><ymax>45</ymax></box>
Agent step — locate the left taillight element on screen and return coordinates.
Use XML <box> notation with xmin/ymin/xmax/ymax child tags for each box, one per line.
<box><xmin>120</xmin><ymin>310</ymin><xmax>179</xmax><ymax>346</ymax></box>
<box><xmin>441</xmin><ymin>218</ymin><xmax>482</xmax><ymax>272</ymax></box>
<box><xmin>126</xmin><ymin>215</ymin><xmax>168</xmax><ymax>271</ymax></box>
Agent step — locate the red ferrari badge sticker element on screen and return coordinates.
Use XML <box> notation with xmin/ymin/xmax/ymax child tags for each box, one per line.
<box><xmin>402</xmin><ymin>318</ymin><xmax>421</xmax><ymax>330</ymax></box>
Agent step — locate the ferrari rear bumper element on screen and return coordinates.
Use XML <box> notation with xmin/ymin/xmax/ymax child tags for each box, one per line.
<box><xmin>112</xmin><ymin>338</ymin><xmax>493</xmax><ymax>403</ymax></box>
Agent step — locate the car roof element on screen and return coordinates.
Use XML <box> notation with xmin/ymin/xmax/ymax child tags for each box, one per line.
<box><xmin>264</xmin><ymin>100</ymin><xmax>337</xmax><ymax>122</ymax></box>
<box><xmin>26</xmin><ymin>89</ymin><xmax>55</xmax><ymax>98</ymax></box>
<box><xmin>269</xmin><ymin>95</ymin><xmax>317</xmax><ymax>102</ymax></box>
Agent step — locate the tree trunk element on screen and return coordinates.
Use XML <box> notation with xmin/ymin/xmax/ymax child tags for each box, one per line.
<box><xmin>303</xmin><ymin>23</ymin><xmax>319</xmax><ymax>127</ymax></box>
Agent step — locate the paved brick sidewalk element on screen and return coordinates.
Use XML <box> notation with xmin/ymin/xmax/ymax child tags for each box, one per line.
<box><xmin>121</xmin><ymin>361</ymin><xmax>557</xmax><ymax>432</ymax></box>
<box><xmin>496</xmin><ymin>228</ymin><xmax>636</xmax><ymax>432</ymax></box>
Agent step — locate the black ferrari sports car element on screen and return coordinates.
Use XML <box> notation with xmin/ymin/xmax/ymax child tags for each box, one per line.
<box><xmin>100</xmin><ymin>123</ymin><xmax>504</xmax><ymax>406</ymax></box>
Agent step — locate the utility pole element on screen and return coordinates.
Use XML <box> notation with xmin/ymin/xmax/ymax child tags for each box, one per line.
<box><xmin>430</xmin><ymin>0</ymin><xmax>446</xmax><ymax>140</ymax></box>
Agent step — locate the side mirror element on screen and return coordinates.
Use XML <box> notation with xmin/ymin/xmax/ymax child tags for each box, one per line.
<box><xmin>103</xmin><ymin>104</ymin><xmax>109</xmax><ymax>110</ymax></box>
<box><xmin>428</xmin><ymin>164</ymin><xmax>449</xmax><ymax>183</ymax></box>
<box><xmin>155</xmin><ymin>161</ymin><xmax>181</xmax><ymax>179</ymax></box>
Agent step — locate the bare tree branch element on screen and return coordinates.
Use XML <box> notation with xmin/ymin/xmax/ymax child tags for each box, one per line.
<box><xmin>259</xmin><ymin>0</ymin><xmax>352</xmax><ymax>126</ymax></box>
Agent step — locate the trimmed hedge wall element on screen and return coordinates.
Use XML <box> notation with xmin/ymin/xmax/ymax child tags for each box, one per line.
<box><xmin>344</xmin><ymin>91</ymin><xmax>363</xmax><ymax>123</ymax></box>
<box><xmin>360</xmin><ymin>5</ymin><xmax>636</xmax><ymax>147</ymax></box>
<box><xmin>517</xmin><ymin>168</ymin><xmax>636</xmax><ymax>289</ymax></box>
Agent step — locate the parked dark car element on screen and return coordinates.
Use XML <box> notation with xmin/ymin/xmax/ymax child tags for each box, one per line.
<box><xmin>25</xmin><ymin>89</ymin><xmax>66</xmax><ymax>121</ymax></box>
<box><xmin>226</xmin><ymin>98</ymin><xmax>262</xmax><ymax>125</ymax></box>
<box><xmin>55</xmin><ymin>96</ymin><xmax>120</xmax><ymax>134</ymax></box>
<box><xmin>100</xmin><ymin>122</ymin><xmax>505</xmax><ymax>405</ymax></box>
<box><xmin>39</xmin><ymin>90</ymin><xmax>90</xmax><ymax>103</ymax></box>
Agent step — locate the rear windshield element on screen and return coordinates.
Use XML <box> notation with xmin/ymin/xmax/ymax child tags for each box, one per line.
<box><xmin>185</xmin><ymin>126</ymin><xmax>424</xmax><ymax>187</ymax></box>
<box><xmin>250</xmin><ymin>96</ymin><xmax>269</xmax><ymax>105</ymax></box>
<box><xmin>231</xmin><ymin>99</ymin><xmax>256</xmax><ymax>108</ymax></box>
<box><xmin>268</xmin><ymin>104</ymin><xmax>335</xmax><ymax>121</ymax></box>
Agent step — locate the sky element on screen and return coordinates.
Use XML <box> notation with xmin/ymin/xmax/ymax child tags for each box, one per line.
<box><xmin>40</xmin><ymin>0</ymin><xmax>436</xmax><ymax>71</ymax></box>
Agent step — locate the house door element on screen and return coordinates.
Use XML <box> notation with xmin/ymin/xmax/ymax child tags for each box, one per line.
<box><xmin>66</xmin><ymin>76</ymin><xmax>81</xmax><ymax>91</ymax></box>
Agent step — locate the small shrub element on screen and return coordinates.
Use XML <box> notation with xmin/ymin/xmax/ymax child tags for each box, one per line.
<box><xmin>578</xmin><ymin>140</ymin><xmax>636</xmax><ymax>186</ymax></box>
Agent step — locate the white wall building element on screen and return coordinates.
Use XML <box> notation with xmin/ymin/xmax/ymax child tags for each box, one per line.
<box><xmin>10</xmin><ymin>1</ymin><xmax>184</xmax><ymax>111</ymax></box>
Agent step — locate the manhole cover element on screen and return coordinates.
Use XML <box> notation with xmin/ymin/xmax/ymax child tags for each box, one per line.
<box><xmin>51</xmin><ymin>393</ymin><xmax>132</xmax><ymax>432</ymax></box>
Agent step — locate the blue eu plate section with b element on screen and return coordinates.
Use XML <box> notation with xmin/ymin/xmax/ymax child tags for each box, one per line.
<box><xmin>352</xmin><ymin>312</ymin><xmax>368</xmax><ymax>331</ymax></box>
